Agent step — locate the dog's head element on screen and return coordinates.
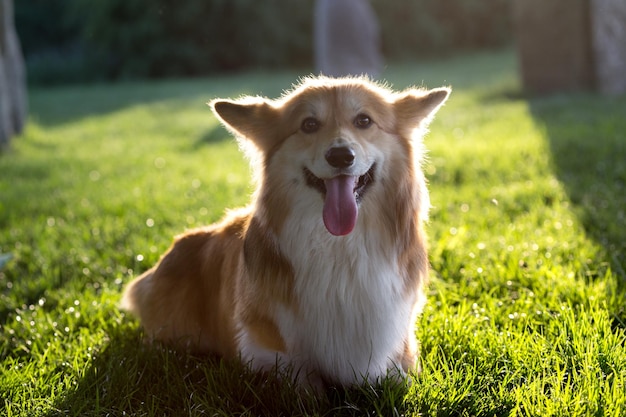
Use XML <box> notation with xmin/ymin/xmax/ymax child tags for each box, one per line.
<box><xmin>210</xmin><ymin>77</ymin><xmax>449</xmax><ymax>237</ymax></box>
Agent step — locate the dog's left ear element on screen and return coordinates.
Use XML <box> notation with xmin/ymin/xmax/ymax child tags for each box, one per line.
<box><xmin>209</xmin><ymin>98</ymin><xmax>280</xmax><ymax>152</ymax></box>
<box><xmin>393</xmin><ymin>87</ymin><xmax>451</xmax><ymax>134</ymax></box>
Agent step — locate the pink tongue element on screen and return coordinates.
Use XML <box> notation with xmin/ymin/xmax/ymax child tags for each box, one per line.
<box><xmin>323</xmin><ymin>175</ymin><xmax>358</xmax><ymax>236</ymax></box>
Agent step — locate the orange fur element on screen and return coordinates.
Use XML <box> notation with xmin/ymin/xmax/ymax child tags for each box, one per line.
<box><xmin>122</xmin><ymin>76</ymin><xmax>449</xmax><ymax>387</ymax></box>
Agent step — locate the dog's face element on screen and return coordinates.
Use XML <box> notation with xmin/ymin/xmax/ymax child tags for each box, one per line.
<box><xmin>211</xmin><ymin>77</ymin><xmax>449</xmax><ymax>236</ymax></box>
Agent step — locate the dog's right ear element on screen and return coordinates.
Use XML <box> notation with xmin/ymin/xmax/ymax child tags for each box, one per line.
<box><xmin>209</xmin><ymin>98</ymin><xmax>280</xmax><ymax>152</ymax></box>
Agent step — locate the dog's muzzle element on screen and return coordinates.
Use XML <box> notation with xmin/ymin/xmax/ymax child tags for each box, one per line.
<box><xmin>303</xmin><ymin>162</ymin><xmax>375</xmax><ymax>236</ymax></box>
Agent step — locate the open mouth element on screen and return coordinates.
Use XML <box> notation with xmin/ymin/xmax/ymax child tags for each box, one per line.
<box><xmin>303</xmin><ymin>163</ymin><xmax>376</xmax><ymax>203</ymax></box>
<box><xmin>303</xmin><ymin>163</ymin><xmax>376</xmax><ymax>236</ymax></box>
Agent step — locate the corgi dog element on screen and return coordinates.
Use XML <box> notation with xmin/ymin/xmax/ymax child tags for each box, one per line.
<box><xmin>122</xmin><ymin>76</ymin><xmax>449</xmax><ymax>389</ymax></box>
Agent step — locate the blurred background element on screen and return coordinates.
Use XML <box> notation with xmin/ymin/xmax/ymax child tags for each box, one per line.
<box><xmin>15</xmin><ymin>0</ymin><xmax>511</xmax><ymax>85</ymax></box>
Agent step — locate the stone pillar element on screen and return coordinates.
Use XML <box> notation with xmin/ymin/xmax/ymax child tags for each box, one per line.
<box><xmin>591</xmin><ymin>0</ymin><xmax>626</xmax><ymax>95</ymax></box>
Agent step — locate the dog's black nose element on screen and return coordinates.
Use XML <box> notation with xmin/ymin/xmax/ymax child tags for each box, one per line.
<box><xmin>325</xmin><ymin>146</ymin><xmax>355</xmax><ymax>168</ymax></box>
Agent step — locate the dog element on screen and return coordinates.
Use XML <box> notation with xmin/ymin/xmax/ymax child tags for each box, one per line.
<box><xmin>121</xmin><ymin>76</ymin><xmax>449</xmax><ymax>389</ymax></box>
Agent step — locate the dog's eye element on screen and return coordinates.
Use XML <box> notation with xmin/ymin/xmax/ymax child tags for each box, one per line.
<box><xmin>354</xmin><ymin>114</ymin><xmax>372</xmax><ymax>129</ymax></box>
<box><xmin>301</xmin><ymin>117</ymin><xmax>321</xmax><ymax>134</ymax></box>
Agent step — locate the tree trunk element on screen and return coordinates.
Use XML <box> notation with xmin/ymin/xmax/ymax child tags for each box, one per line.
<box><xmin>0</xmin><ymin>52</ymin><xmax>11</xmax><ymax>148</ymax></box>
<box><xmin>512</xmin><ymin>0</ymin><xmax>594</xmax><ymax>95</ymax></box>
<box><xmin>0</xmin><ymin>0</ymin><xmax>28</xmax><ymax>148</ymax></box>
<box><xmin>513</xmin><ymin>0</ymin><xmax>626</xmax><ymax>96</ymax></box>
<box><xmin>314</xmin><ymin>0</ymin><xmax>384</xmax><ymax>78</ymax></box>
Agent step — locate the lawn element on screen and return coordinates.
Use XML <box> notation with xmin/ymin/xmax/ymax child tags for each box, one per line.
<box><xmin>1</xmin><ymin>49</ymin><xmax>625</xmax><ymax>416</ymax></box>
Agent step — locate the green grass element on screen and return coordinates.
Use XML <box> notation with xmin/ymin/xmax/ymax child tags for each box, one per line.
<box><xmin>1</xmin><ymin>49</ymin><xmax>625</xmax><ymax>416</ymax></box>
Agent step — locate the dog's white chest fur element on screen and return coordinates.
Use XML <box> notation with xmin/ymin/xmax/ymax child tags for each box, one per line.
<box><xmin>274</xmin><ymin>215</ymin><xmax>414</xmax><ymax>384</ymax></box>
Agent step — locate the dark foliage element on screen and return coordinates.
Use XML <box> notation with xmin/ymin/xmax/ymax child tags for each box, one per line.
<box><xmin>15</xmin><ymin>0</ymin><xmax>511</xmax><ymax>85</ymax></box>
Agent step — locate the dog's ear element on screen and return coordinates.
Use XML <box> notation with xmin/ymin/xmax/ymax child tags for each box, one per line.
<box><xmin>209</xmin><ymin>98</ymin><xmax>280</xmax><ymax>152</ymax></box>
<box><xmin>393</xmin><ymin>87</ymin><xmax>450</xmax><ymax>135</ymax></box>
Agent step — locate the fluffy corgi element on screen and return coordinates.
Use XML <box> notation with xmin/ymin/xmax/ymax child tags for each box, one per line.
<box><xmin>122</xmin><ymin>76</ymin><xmax>449</xmax><ymax>389</ymax></box>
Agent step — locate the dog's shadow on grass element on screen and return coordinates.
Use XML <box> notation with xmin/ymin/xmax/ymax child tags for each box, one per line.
<box><xmin>528</xmin><ymin>92</ymin><xmax>626</xmax><ymax>328</ymax></box>
<box><xmin>46</xmin><ymin>329</ymin><xmax>300</xmax><ymax>415</ymax></box>
<box><xmin>190</xmin><ymin>124</ymin><xmax>231</xmax><ymax>150</ymax></box>
<box><xmin>47</xmin><ymin>328</ymin><xmax>409</xmax><ymax>416</ymax></box>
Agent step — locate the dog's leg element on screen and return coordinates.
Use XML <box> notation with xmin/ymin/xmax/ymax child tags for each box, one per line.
<box><xmin>398</xmin><ymin>333</ymin><xmax>419</xmax><ymax>373</ymax></box>
<box><xmin>237</xmin><ymin>328</ymin><xmax>326</xmax><ymax>392</ymax></box>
